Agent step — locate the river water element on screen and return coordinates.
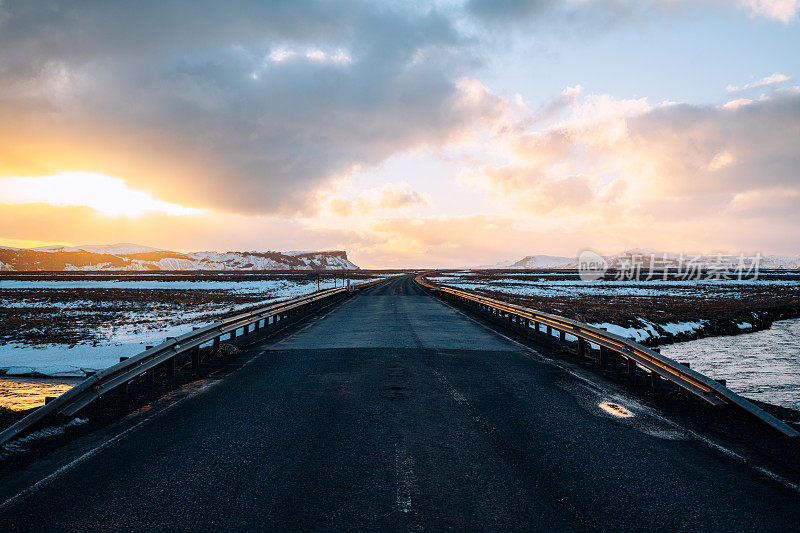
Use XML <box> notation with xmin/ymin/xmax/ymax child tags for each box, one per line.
<box><xmin>0</xmin><ymin>376</ymin><xmax>80</xmax><ymax>411</ymax></box>
<box><xmin>660</xmin><ymin>318</ymin><xmax>800</xmax><ymax>410</ymax></box>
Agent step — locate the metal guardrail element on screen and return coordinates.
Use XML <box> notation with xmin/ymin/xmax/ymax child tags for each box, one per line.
<box><xmin>416</xmin><ymin>275</ymin><xmax>799</xmax><ymax>438</ymax></box>
<box><xmin>0</xmin><ymin>277</ymin><xmax>389</xmax><ymax>447</ymax></box>
<box><xmin>350</xmin><ymin>276</ymin><xmax>390</xmax><ymax>290</ymax></box>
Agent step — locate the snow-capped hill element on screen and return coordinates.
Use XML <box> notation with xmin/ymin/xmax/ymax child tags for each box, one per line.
<box><xmin>479</xmin><ymin>250</ymin><xmax>800</xmax><ymax>270</ymax></box>
<box><xmin>76</xmin><ymin>243</ymin><xmax>168</xmax><ymax>255</ymax></box>
<box><xmin>760</xmin><ymin>254</ymin><xmax>800</xmax><ymax>269</ymax></box>
<box><xmin>604</xmin><ymin>250</ymin><xmax>800</xmax><ymax>270</ymax></box>
<box><xmin>509</xmin><ymin>255</ymin><xmax>576</xmax><ymax>269</ymax></box>
<box><xmin>31</xmin><ymin>245</ymin><xmax>85</xmax><ymax>252</ymax></box>
<box><xmin>0</xmin><ymin>245</ymin><xmax>359</xmax><ymax>271</ymax></box>
<box><xmin>474</xmin><ymin>259</ymin><xmax>519</xmax><ymax>269</ymax></box>
<box><xmin>476</xmin><ymin>255</ymin><xmax>575</xmax><ymax>269</ymax></box>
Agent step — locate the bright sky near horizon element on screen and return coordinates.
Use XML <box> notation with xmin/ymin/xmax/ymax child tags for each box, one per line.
<box><xmin>0</xmin><ymin>0</ymin><xmax>798</xmax><ymax>267</ymax></box>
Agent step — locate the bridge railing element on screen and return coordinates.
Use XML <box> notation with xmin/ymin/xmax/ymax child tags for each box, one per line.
<box><xmin>0</xmin><ymin>277</ymin><xmax>387</xmax><ymax>447</ymax></box>
<box><xmin>416</xmin><ymin>275</ymin><xmax>799</xmax><ymax>438</ymax></box>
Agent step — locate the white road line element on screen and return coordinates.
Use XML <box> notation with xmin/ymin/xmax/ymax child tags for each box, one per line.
<box><xmin>395</xmin><ymin>443</ymin><xmax>416</xmax><ymax>514</ymax></box>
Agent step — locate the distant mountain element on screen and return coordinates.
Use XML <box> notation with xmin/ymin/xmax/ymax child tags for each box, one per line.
<box><xmin>760</xmin><ymin>255</ymin><xmax>800</xmax><ymax>269</ymax></box>
<box><xmin>73</xmin><ymin>243</ymin><xmax>168</xmax><ymax>255</ymax></box>
<box><xmin>602</xmin><ymin>249</ymin><xmax>800</xmax><ymax>270</ymax></box>
<box><xmin>476</xmin><ymin>255</ymin><xmax>576</xmax><ymax>269</ymax></box>
<box><xmin>0</xmin><ymin>243</ymin><xmax>359</xmax><ymax>271</ymax></box>
<box><xmin>477</xmin><ymin>250</ymin><xmax>800</xmax><ymax>270</ymax></box>
<box><xmin>508</xmin><ymin>255</ymin><xmax>577</xmax><ymax>269</ymax></box>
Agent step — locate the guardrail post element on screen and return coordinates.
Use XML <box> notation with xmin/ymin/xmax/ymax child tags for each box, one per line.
<box><xmin>191</xmin><ymin>346</ymin><xmax>200</xmax><ymax>368</ymax></box>
<box><xmin>231</xmin><ymin>328</ymin><xmax>237</xmax><ymax>340</ymax></box>
<box><xmin>559</xmin><ymin>330</ymin><xmax>565</xmax><ymax>342</ymax></box>
<box><xmin>578</xmin><ymin>338</ymin><xmax>587</xmax><ymax>358</ymax></box>
<box><xmin>166</xmin><ymin>357</ymin><xmax>176</xmax><ymax>378</ymax></box>
<box><xmin>213</xmin><ymin>336</ymin><xmax>220</xmax><ymax>354</ymax></box>
<box><xmin>547</xmin><ymin>325</ymin><xmax>552</xmax><ymax>337</ymax></box>
<box><xmin>141</xmin><ymin>347</ymin><xmax>155</xmax><ymax>383</ymax></box>
<box><xmin>650</xmin><ymin>371</ymin><xmax>661</xmax><ymax>388</ymax></box>
<box><xmin>599</xmin><ymin>346</ymin><xmax>609</xmax><ymax>367</ymax></box>
<box><xmin>626</xmin><ymin>357</ymin><xmax>637</xmax><ymax>376</ymax></box>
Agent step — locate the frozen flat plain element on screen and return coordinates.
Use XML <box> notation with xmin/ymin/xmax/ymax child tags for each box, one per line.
<box><xmin>0</xmin><ymin>273</ymin><xmax>378</xmax><ymax>378</ymax></box>
<box><xmin>428</xmin><ymin>271</ymin><xmax>800</xmax><ymax>342</ymax></box>
<box><xmin>431</xmin><ymin>270</ymin><xmax>800</xmax><ymax>409</ymax></box>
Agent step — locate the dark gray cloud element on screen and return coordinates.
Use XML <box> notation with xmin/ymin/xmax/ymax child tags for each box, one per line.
<box><xmin>0</xmin><ymin>1</ymin><xmax>495</xmax><ymax>214</ymax></box>
<box><xmin>627</xmin><ymin>90</ymin><xmax>800</xmax><ymax>196</ymax></box>
<box><xmin>466</xmin><ymin>0</ymin><xmax>554</xmax><ymax>22</ymax></box>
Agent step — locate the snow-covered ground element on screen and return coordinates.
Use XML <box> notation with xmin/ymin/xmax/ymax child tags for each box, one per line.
<box><xmin>0</xmin><ymin>322</ymin><xmax>227</xmax><ymax>378</ymax></box>
<box><xmin>431</xmin><ymin>272</ymin><xmax>800</xmax><ymax>409</ymax></box>
<box><xmin>427</xmin><ymin>275</ymin><xmax>798</xmax><ymax>300</ymax></box>
<box><xmin>661</xmin><ymin>318</ymin><xmax>800</xmax><ymax>410</ymax></box>
<box><xmin>0</xmin><ymin>278</ymin><xmax>329</xmax><ymax>293</ymax></box>
<box><xmin>0</xmin><ymin>275</ymin><xmax>374</xmax><ymax>378</ymax></box>
<box><xmin>589</xmin><ymin>320</ymin><xmax>710</xmax><ymax>343</ymax></box>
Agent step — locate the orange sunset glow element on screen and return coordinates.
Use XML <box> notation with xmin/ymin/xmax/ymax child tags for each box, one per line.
<box><xmin>0</xmin><ymin>1</ymin><xmax>797</xmax><ymax>267</ymax></box>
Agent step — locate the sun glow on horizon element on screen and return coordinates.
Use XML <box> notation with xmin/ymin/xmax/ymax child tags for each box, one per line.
<box><xmin>0</xmin><ymin>172</ymin><xmax>206</xmax><ymax>217</ymax></box>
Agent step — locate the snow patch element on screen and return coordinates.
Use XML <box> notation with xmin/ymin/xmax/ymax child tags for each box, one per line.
<box><xmin>1</xmin><ymin>417</ymin><xmax>89</xmax><ymax>458</ymax></box>
<box><xmin>591</xmin><ymin>319</ymin><xmax>709</xmax><ymax>343</ymax></box>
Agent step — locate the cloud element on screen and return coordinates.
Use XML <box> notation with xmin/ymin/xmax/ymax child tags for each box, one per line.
<box><xmin>0</xmin><ymin>203</ymin><xmax>361</xmax><ymax>256</ymax></box>
<box><xmin>1</xmin><ymin>1</ymin><xmax>794</xmax><ymax>220</ymax></box>
<box><xmin>324</xmin><ymin>182</ymin><xmax>431</xmax><ymax>217</ymax></box>
<box><xmin>466</xmin><ymin>0</ymin><xmax>555</xmax><ymax>22</ymax></box>
<box><xmin>0</xmin><ymin>1</ymin><xmax>501</xmax><ymax>216</ymax></box>
<box><xmin>482</xmin><ymin>87</ymin><xmax>799</xmax><ymax>202</ymax></box>
<box><xmin>740</xmin><ymin>0</ymin><xmax>800</xmax><ymax>22</ymax></box>
<box><xmin>466</xmin><ymin>0</ymin><xmax>800</xmax><ymax>24</ymax></box>
<box><xmin>456</xmin><ymin>86</ymin><xmax>800</xmax><ymax>253</ymax></box>
<box><xmin>727</xmin><ymin>72</ymin><xmax>792</xmax><ymax>94</ymax></box>
<box><xmin>625</xmin><ymin>90</ymin><xmax>800</xmax><ymax>197</ymax></box>
<box><xmin>459</xmin><ymin>164</ymin><xmax>596</xmax><ymax>214</ymax></box>
<box><xmin>363</xmin><ymin>215</ymin><xmax>578</xmax><ymax>267</ymax></box>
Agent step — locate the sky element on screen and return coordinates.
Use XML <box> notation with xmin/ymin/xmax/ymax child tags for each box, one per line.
<box><xmin>0</xmin><ymin>0</ymin><xmax>798</xmax><ymax>268</ymax></box>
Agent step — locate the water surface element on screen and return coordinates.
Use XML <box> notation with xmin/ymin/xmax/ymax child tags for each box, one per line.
<box><xmin>0</xmin><ymin>377</ymin><xmax>80</xmax><ymax>411</ymax></box>
<box><xmin>660</xmin><ymin>318</ymin><xmax>800</xmax><ymax>410</ymax></box>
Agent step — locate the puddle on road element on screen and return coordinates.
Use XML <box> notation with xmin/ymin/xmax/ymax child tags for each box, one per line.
<box><xmin>599</xmin><ymin>402</ymin><xmax>634</xmax><ymax>418</ymax></box>
<box><xmin>553</xmin><ymin>379</ymin><xmax>689</xmax><ymax>441</ymax></box>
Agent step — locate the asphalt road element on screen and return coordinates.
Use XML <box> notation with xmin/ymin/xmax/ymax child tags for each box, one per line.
<box><xmin>1</xmin><ymin>275</ymin><xmax>798</xmax><ymax>531</ymax></box>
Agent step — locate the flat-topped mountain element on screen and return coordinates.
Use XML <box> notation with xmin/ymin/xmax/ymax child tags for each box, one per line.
<box><xmin>0</xmin><ymin>243</ymin><xmax>359</xmax><ymax>271</ymax></box>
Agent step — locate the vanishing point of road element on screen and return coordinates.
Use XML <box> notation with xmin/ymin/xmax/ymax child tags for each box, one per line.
<box><xmin>1</xmin><ymin>275</ymin><xmax>798</xmax><ymax>531</ymax></box>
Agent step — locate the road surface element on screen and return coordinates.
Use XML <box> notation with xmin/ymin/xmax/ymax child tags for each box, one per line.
<box><xmin>1</xmin><ymin>275</ymin><xmax>798</xmax><ymax>531</ymax></box>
